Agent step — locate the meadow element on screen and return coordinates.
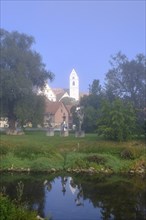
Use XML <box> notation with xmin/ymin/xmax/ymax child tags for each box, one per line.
<box><xmin>0</xmin><ymin>131</ymin><xmax>145</xmax><ymax>175</ymax></box>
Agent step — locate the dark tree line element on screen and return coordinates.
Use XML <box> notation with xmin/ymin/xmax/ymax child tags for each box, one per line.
<box><xmin>78</xmin><ymin>52</ymin><xmax>146</xmax><ymax>140</ymax></box>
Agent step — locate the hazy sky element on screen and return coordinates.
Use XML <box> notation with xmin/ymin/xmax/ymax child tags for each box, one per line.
<box><xmin>1</xmin><ymin>0</ymin><xmax>145</xmax><ymax>92</ymax></box>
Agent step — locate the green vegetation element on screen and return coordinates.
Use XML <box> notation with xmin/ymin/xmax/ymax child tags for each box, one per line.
<box><xmin>97</xmin><ymin>99</ymin><xmax>136</xmax><ymax>141</ymax></box>
<box><xmin>0</xmin><ymin>194</ymin><xmax>37</xmax><ymax>220</ymax></box>
<box><xmin>0</xmin><ymin>131</ymin><xmax>145</xmax><ymax>174</ymax></box>
<box><xmin>0</xmin><ymin>28</ymin><xmax>54</xmax><ymax>132</ymax></box>
<box><xmin>78</xmin><ymin>52</ymin><xmax>146</xmax><ymax>138</ymax></box>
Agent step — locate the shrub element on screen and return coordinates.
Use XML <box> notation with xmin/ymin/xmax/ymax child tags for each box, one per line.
<box><xmin>0</xmin><ymin>194</ymin><xmax>37</xmax><ymax>220</ymax></box>
<box><xmin>86</xmin><ymin>155</ymin><xmax>106</xmax><ymax>164</ymax></box>
<box><xmin>120</xmin><ymin>147</ymin><xmax>142</xmax><ymax>160</ymax></box>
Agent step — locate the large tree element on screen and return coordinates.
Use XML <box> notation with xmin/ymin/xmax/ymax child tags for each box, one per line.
<box><xmin>105</xmin><ymin>52</ymin><xmax>146</xmax><ymax>134</ymax></box>
<box><xmin>105</xmin><ymin>52</ymin><xmax>146</xmax><ymax>109</ymax></box>
<box><xmin>0</xmin><ymin>29</ymin><xmax>54</xmax><ymax>133</ymax></box>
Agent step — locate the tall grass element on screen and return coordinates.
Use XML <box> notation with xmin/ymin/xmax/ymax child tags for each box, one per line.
<box><xmin>0</xmin><ymin>131</ymin><xmax>145</xmax><ymax>173</ymax></box>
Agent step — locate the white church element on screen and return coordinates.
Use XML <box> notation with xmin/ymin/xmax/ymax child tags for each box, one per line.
<box><xmin>39</xmin><ymin>68</ymin><xmax>79</xmax><ymax>102</ymax></box>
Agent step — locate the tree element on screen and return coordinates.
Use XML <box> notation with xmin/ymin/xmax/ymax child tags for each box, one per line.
<box><xmin>105</xmin><ymin>52</ymin><xmax>146</xmax><ymax>109</ymax></box>
<box><xmin>82</xmin><ymin>106</ymin><xmax>97</xmax><ymax>132</ymax></box>
<box><xmin>15</xmin><ymin>94</ymin><xmax>45</xmax><ymax>128</ymax></box>
<box><xmin>0</xmin><ymin>29</ymin><xmax>54</xmax><ymax>133</ymax></box>
<box><xmin>61</xmin><ymin>97</ymin><xmax>77</xmax><ymax>105</ymax></box>
<box><xmin>105</xmin><ymin>52</ymin><xmax>146</xmax><ymax>135</ymax></box>
<box><xmin>97</xmin><ymin>99</ymin><xmax>136</xmax><ymax>141</ymax></box>
<box><xmin>79</xmin><ymin>79</ymin><xmax>104</xmax><ymax>132</ymax></box>
<box><xmin>89</xmin><ymin>79</ymin><xmax>102</xmax><ymax>95</ymax></box>
<box><xmin>68</xmin><ymin>79</ymin><xmax>102</xmax><ymax>132</ymax></box>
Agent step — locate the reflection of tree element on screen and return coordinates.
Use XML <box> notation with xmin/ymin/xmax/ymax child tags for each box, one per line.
<box><xmin>61</xmin><ymin>177</ymin><xmax>67</xmax><ymax>195</ymax></box>
<box><xmin>75</xmin><ymin>184</ymin><xmax>84</xmax><ymax>206</ymax></box>
<box><xmin>44</xmin><ymin>180</ymin><xmax>52</xmax><ymax>192</ymax></box>
<box><xmin>76</xmin><ymin>177</ymin><xmax>146</xmax><ymax>220</ymax></box>
<box><xmin>2</xmin><ymin>179</ymin><xmax>45</xmax><ymax>218</ymax></box>
<box><xmin>69</xmin><ymin>177</ymin><xmax>84</xmax><ymax>206</ymax></box>
<box><xmin>1</xmin><ymin>174</ymin><xmax>146</xmax><ymax>220</ymax></box>
<box><xmin>22</xmin><ymin>179</ymin><xmax>45</xmax><ymax>218</ymax></box>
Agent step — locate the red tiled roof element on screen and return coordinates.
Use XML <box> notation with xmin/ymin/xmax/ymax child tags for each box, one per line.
<box><xmin>45</xmin><ymin>100</ymin><xmax>61</xmax><ymax>114</ymax></box>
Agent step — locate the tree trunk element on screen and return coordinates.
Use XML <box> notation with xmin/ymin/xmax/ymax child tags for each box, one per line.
<box><xmin>6</xmin><ymin>118</ymin><xmax>24</xmax><ymax>135</ymax></box>
<box><xmin>6</xmin><ymin>118</ymin><xmax>17</xmax><ymax>135</ymax></box>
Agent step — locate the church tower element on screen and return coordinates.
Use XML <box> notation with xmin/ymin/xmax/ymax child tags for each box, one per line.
<box><xmin>69</xmin><ymin>68</ymin><xmax>79</xmax><ymax>101</ymax></box>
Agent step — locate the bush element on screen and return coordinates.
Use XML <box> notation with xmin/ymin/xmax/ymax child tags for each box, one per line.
<box><xmin>0</xmin><ymin>194</ymin><xmax>37</xmax><ymax>220</ymax></box>
<box><xmin>120</xmin><ymin>147</ymin><xmax>142</xmax><ymax>160</ymax></box>
<box><xmin>86</xmin><ymin>155</ymin><xmax>106</xmax><ymax>164</ymax></box>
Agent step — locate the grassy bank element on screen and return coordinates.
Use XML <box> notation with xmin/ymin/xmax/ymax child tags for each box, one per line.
<box><xmin>0</xmin><ymin>131</ymin><xmax>145</xmax><ymax>175</ymax></box>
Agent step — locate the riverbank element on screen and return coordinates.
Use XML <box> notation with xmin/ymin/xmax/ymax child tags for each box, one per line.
<box><xmin>0</xmin><ymin>131</ymin><xmax>145</xmax><ymax>176</ymax></box>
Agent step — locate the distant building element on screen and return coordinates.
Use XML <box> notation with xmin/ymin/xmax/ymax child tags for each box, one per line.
<box><xmin>39</xmin><ymin>68</ymin><xmax>79</xmax><ymax>102</ymax></box>
<box><xmin>44</xmin><ymin>100</ymin><xmax>69</xmax><ymax>129</ymax></box>
<box><xmin>52</xmin><ymin>88</ymin><xmax>70</xmax><ymax>102</ymax></box>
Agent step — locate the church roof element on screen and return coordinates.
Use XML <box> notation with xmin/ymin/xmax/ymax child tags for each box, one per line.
<box><xmin>52</xmin><ymin>88</ymin><xmax>65</xmax><ymax>95</ymax></box>
<box><xmin>45</xmin><ymin>100</ymin><xmax>62</xmax><ymax>114</ymax></box>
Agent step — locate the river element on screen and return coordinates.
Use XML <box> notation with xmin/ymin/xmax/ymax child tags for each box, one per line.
<box><xmin>1</xmin><ymin>173</ymin><xmax>146</xmax><ymax>220</ymax></box>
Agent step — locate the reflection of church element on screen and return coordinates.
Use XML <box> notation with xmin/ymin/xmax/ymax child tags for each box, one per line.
<box><xmin>40</xmin><ymin>69</ymin><xmax>79</xmax><ymax>102</ymax></box>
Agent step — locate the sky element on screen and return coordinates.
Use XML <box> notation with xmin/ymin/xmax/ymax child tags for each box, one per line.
<box><xmin>1</xmin><ymin>0</ymin><xmax>145</xmax><ymax>92</ymax></box>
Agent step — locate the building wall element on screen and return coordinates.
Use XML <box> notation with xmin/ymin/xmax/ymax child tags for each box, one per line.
<box><xmin>43</xmin><ymin>84</ymin><xmax>56</xmax><ymax>101</ymax></box>
<box><xmin>54</xmin><ymin>103</ymin><xmax>69</xmax><ymax>128</ymax></box>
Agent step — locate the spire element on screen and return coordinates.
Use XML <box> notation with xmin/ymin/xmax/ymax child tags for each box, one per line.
<box><xmin>69</xmin><ymin>68</ymin><xmax>79</xmax><ymax>101</ymax></box>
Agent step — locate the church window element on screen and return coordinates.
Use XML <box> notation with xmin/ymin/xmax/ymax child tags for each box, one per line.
<box><xmin>73</xmin><ymin>81</ymin><xmax>75</xmax><ymax>86</ymax></box>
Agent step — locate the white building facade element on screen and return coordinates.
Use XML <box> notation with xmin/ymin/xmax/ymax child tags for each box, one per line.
<box><xmin>69</xmin><ymin>69</ymin><xmax>79</xmax><ymax>101</ymax></box>
<box><xmin>38</xmin><ymin>83</ymin><xmax>56</xmax><ymax>102</ymax></box>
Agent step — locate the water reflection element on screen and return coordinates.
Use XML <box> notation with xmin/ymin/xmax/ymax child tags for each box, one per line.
<box><xmin>0</xmin><ymin>173</ymin><xmax>146</xmax><ymax>220</ymax></box>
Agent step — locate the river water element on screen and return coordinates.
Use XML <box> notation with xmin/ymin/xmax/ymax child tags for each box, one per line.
<box><xmin>1</xmin><ymin>173</ymin><xmax>146</xmax><ymax>220</ymax></box>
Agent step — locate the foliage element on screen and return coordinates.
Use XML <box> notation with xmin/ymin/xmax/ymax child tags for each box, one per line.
<box><xmin>105</xmin><ymin>52</ymin><xmax>146</xmax><ymax>134</ymax></box>
<box><xmin>97</xmin><ymin>99</ymin><xmax>136</xmax><ymax>141</ymax></box>
<box><xmin>82</xmin><ymin>106</ymin><xmax>97</xmax><ymax>132</ymax></box>
<box><xmin>78</xmin><ymin>79</ymin><xmax>106</xmax><ymax>132</ymax></box>
<box><xmin>0</xmin><ymin>194</ymin><xmax>37</xmax><ymax>220</ymax></box>
<box><xmin>105</xmin><ymin>52</ymin><xmax>146</xmax><ymax>107</ymax></box>
<box><xmin>120</xmin><ymin>146</ymin><xmax>144</xmax><ymax>160</ymax></box>
<box><xmin>15</xmin><ymin>93</ymin><xmax>45</xmax><ymax>127</ymax></box>
<box><xmin>80</xmin><ymin>94</ymin><xmax>101</xmax><ymax>110</ymax></box>
<box><xmin>86</xmin><ymin>155</ymin><xmax>106</xmax><ymax>164</ymax></box>
<box><xmin>89</xmin><ymin>79</ymin><xmax>102</xmax><ymax>95</ymax></box>
<box><xmin>0</xmin><ymin>28</ymin><xmax>54</xmax><ymax>131</ymax></box>
<box><xmin>70</xmin><ymin>105</ymin><xmax>82</xmax><ymax>130</ymax></box>
<box><xmin>61</xmin><ymin>96</ymin><xmax>77</xmax><ymax>105</ymax></box>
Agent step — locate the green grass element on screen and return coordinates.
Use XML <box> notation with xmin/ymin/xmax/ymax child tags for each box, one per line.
<box><xmin>0</xmin><ymin>131</ymin><xmax>145</xmax><ymax>174</ymax></box>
